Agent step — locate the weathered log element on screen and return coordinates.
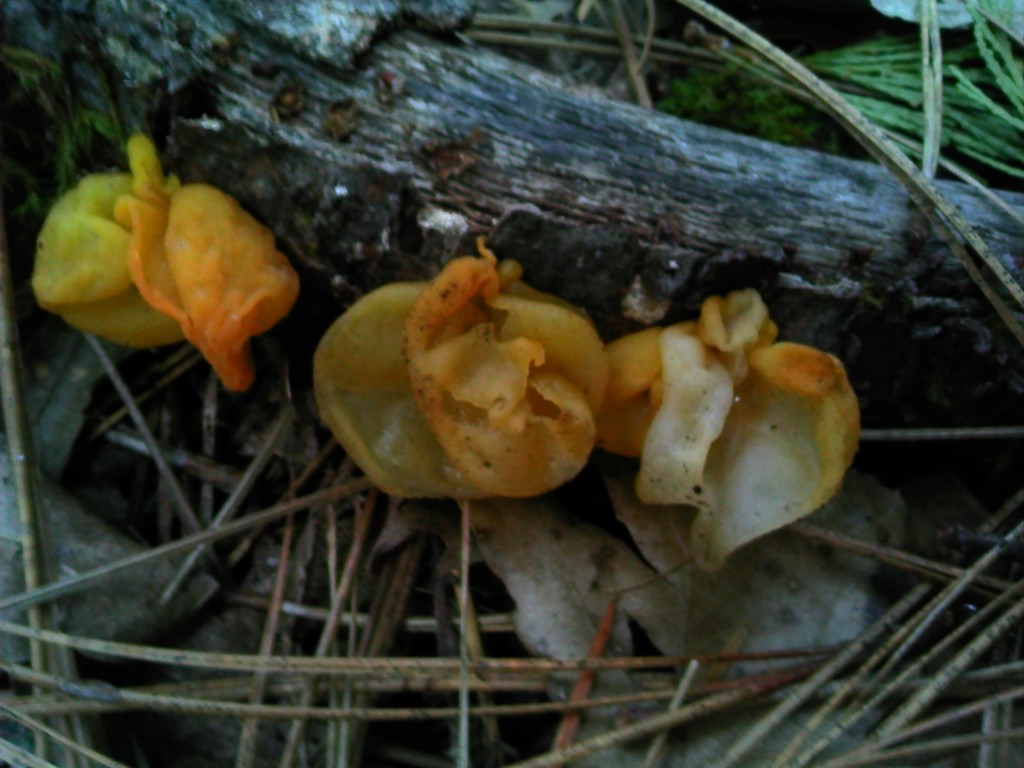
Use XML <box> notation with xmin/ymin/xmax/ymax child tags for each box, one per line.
<box><xmin>7</xmin><ymin>0</ymin><xmax>1023</xmax><ymax>427</ymax></box>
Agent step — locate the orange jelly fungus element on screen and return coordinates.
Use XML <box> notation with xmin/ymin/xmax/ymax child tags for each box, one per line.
<box><xmin>314</xmin><ymin>240</ymin><xmax>608</xmax><ymax>498</ymax></box>
<box><xmin>597</xmin><ymin>289</ymin><xmax>860</xmax><ymax>569</ymax></box>
<box><xmin>32</xmin><ymin>133</ymin><xmax>299</xmax><ymax>392</ymax></box>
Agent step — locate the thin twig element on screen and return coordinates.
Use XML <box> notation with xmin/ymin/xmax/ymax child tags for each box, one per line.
<box><xmin>458</xmin><ymin>499</ymin><xmax>472</xmax><ymax>768</ymax></box>
<box><xmin>0</xmin><ymin>128</ymin><xmax>49</xmax><ymax>728</ymax></box>
<box><xmin>225</xmin><ymin>591</ymin><xmax>517</xmax><ymax>633</ymax></box>
<box><xmin>790</xmin><ymin>521</ymin><xmax>1014</xmax><ymax>594</ymax></box>
<box><xmin>823</xmin><ymin>729</ymin><xmax>1024</xmax><ymax>768</ymax></box>
<box><xmin>883</xmin><ymin>130</ymin><xmax>1024</xmax><ymax>229</ymax></box>
<box><xmin>105</xmin><ymin>427</ymin><xmax>242</xmax><ymax>488</ymax></box>
<box><xmin>860</xmin><ymin>426</ymin><xmax>1024</xmax><ymax>441</ymax></box>
<box><xmin>159</xmin><ymin>405</ymin><xmax>294</xmax><ymax>603</ymax></box>
<box><xmin>876</xmin><ymin>588</ymin><xmax>1024</xmax><ymax>735</ymax></box>
<box><xmin>919</xmin><ymin>0</ymin><xmax>943</xmax><ymax>179</ymax></box>
<box><xmin>507</xmin><ymin>686</ymin><xmax>781</xmax><ymax>768</ymax></box>
<box><xmin>0</xmin><ymin>738</ymin><xmax>60</xmax><ymax>768</ymax></box>
<box><xmin>0</xmin><ymin>703</ymin><xmax>130</xmax><ymax>768</ymax></box>
<box><xmin>643</xmin><ymin>659</ymin><xmax>700</xmax><ymax>768</ymax></box>
<box><xmin>551</xmin><ymin>597</ymin><xmax>617</xmax><ymax>759</ymax></box>
<box><xmin>234</xmin><ymin>511</ymin><xmax>297</xmax><ymax>768</ymax></box>
<box><xmin>352</xmin><ymin>530</ymin><xmax>428</xmax><ymax>764</ymax></box>
<box><xmin>335</xmin><ymin>575</ymin><xmax>362</xmax><ymax>766</ymax></box>
<box><xmin>979</xmin><ymin>482</ymin><xmax>1024</xmax><ymax>534</ymax></box>
<box><xmin>86</xmin><ymin>346</ymin><xmax>202</xmax><ymax>441</ymax></box>
<box><xmin>85</xmin><ymin>334</ymin><xmax>207</xmax><ymax>541</ymax></box>
<box><xmin>225</xmin><ymin>440</ymin><xmax>341</xmax><ymax>569</ymax></box>
<box><xmin>463</xmin><ymin>29</ymin><xmax>708</xmax><ymax>66</ymax></box>
<box><xmin>0</xmin><ymin>615</ymin><xmax>834</xmax><ymax>675</ymax></box>
<box><xmin>0</xmin><ymin>139</ymin><xmax>95</xmax><ymax>767</ymax></box>
<box><xmin>1</xmin><ymin>656</ymin><xmax>808</xmax><ymax>723</ymax></box>
<box><xmin>277</xmin><ymin>490</ymin><xmax>374</xmax><ymax>768</ymax></box>
<box><xmin>711</xmin><ymin>585</ymin><xmax>929</xmax><ymax>768</ymax></box>
<box><xmin>605</xmin><ymin>0</ymin><xmax>652</xmax><ymax>107</ymax></box>
<box><xmin>200</xmin><ymin>370</ymin><xmax>219</xmax><ymax>524</ymax></box>
<box><xmin>778</xmin><ymin>516</ymin><xmax>1024</xmax><ymax>767</ymax></box>
<box><xmin>790</xmin><ymin>575</ymin><xmax>1024</xmax><ymax>768</ymax></box>
<box><xmin>456</xmin><ymin>580</ymin><xmax>503</xmax><ymax>762</ymax></box>
<box><xmin>0</xmin><ymin>478</ymin><xmax>372</xmax><ymax>615</ymax></box>
<box><xmin>820</xmin><ymin>683</ymin><xmax>1024</xmax><ymax>768</ymax></box>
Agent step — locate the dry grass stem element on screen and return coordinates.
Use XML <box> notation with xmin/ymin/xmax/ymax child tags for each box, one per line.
<box><xmin>642</xmin><ymin>659</ymin><xmax>701</xmax><ymax>768</ymax></box>
<box><xmin>876</xmin><ymin>587</ymin><xmax>1024</xmax><ymax>736</ymax></box>
<box><xmin>105</xmin><ymin>427</ymin><xmax>243</xmax><ymax>488</ymax></box>
<box><xmin>550</xmin><ymin>597</ymin><xmax>617</xmax><ymax>759</ymax></box>
<box><xmin>234</xmin><ymin>510</ymin><xmax>297</xmax><ymax>768</ymax></box>
<box><xmin>772</xmin><ymin>518</ymin><xmax>1024</xmax><ymax>766</ymax></box>
<box><xmin>277</xmin><ymin>490</ymin><xmax>374</xmax><ymax>768</ymax></box>
<box><xmin>605</xmin><ymin>0</ymin><xmax>652</xmax><ymax>107</ymax></box>
<box><xmin>85</xmin><ymin>334</ymin><xmax>207</xmax><ymax>544</ymax></box>
<box><xmin>790</xmin><ymin>521</ymin><xmax>1015</xmax><ymax>594</ymax></box>
<box><xmin>199</xmin><ymin>370</ymin><xmax>219</xmax><ymax>525</ymax></box>
<box><xmin>225</xmin><ymin>440</ymin><xmax>341</xmax><ymax>569</ymax></box>
<box><xmin>0</xmin><ymin>616</ymin><xmax>835</xmax><ymax>675</ymax></box>
<box><xmin>85</xmin><ymin>346</ymin><xmax>203</xmax><ymax>442</ymax></box>
<box><xmin>826</xmin><ymin>728</ymin><xmax>1024</xmax><ymax>768</ymax></box>
<box><xmin>159</xmin><ymin>405</ymin><xmax>294</xmax><ymax>603</ymax></box>
<box><xmin>860</xmin><ymin>426</ymin><xmax>1024</xmax><ymax>440</ymax></box>
<box><xmin>0</xmin><ymin>478</ymin><xmax>372</xmax><ymax>616</ymax></box>
<box><xmin>819</xmin><ymin>682</ymin><xmax>1024</xmax><ymax>768</ymax></box>
<box><xmin>507</xmin><ymin>686</ymin><xmax>775</xmax><ymax>768</ymax></box>
<box><xmin>224</xmin><ymin>592</ymin><xmax>518</xmax><ymax>633</ymax></box>
<box><xmin>0</xmin><ymin>737</ymin><xmax>60</xmax><ymax>768</ymax></box>
<box><xmin>465</xmin><ymin>12</ymin><xmax>721</xmax><ymax>69</ymax></box>
<box><xmin>919</xmin><ymin>0</ymin><xmax>943</xmax><ymax>179</ymax></box>
<box><xmin>711</xmin><ymin>584</ymin><xmax>930</xmax><ymax>768</ymax></box>
<box><xmin>0</xmin><ymin>703</ymin><xmax>129</xmax><ymax>768</ymax></box>
<box><xmin>457</xmin><ymin>499</ymin><xmax>473</xmax><ymax>768</ymax></box>
<box><xmin>0</xmin><ymin>166</ymin><xmax>48</xmax><ymax>726</ymax></box>
<box><xmin>0</xmin><ymin>144</ymin><xmax>96</xmax><ymax>767</ymax></box>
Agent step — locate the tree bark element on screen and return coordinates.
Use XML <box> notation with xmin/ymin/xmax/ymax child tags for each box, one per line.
<box><xmin>7</xmin><ymin>0</ymin><xmax>1024</xmax><ymax>427</ymax></box>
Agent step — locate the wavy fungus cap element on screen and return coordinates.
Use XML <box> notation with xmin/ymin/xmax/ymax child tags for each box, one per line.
<box><xmin>594</xmin><ymin>327</ymin><xmax>663</xmax><ymax>457</ymax></box>
<box><xmin>314</xmin><ymin>240</ymin><xmax>608</xmax><ymax>498</ymax></box>
<box><xmin>117</xmin><ymin>182</ymin><xmax>300</xmax><ymax>392</ymax></box>
<box><xmin>314</xmin><ymin>281</ymin><xmax>486</xmax><ymax>499</ymax></box>
<box><xmin>117</xmin><ymin>136</ymin><xmax>299</xmax><ymax>391</ymax></box>
<box><xmin>32</xmin><ymin>172</ymin><xmax>185</xmax><ymax>347</ymax></box>
<box><xmin>597</xmin><ymin>289</ymin><xmax>860</xmax><ymax>570</ymax></box>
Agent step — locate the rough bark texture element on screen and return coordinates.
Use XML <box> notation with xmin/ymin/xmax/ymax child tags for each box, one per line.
<box><xmin>7</xmin><ymin>0</ymin><xmax>1024</xmax><ymax>427</ymax></box>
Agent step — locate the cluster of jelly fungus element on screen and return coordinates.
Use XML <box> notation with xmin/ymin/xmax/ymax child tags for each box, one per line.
<box><xmin>32</xmin><ymin>133</ymin><xmax>300</xmax><ymax>392</ymax></box>
<box><xmin>597</xmin><ymin>289</ymin><xmax>860</xmax><ymax>571</ymax></box>
<box><xmin>313</xmin><ymin>239</ymin><xmax>608</xmax><ymax>499</ymax></box>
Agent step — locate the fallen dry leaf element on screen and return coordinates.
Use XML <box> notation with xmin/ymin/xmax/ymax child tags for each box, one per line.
<box><xmin>472</xmin><ymin>496</ymin><xmax>688</xmax><ymax>658</ymax></box>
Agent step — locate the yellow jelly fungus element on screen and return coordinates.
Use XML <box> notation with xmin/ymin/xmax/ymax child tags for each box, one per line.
<box><xmin>314</xmin><ymin>281</ymin><xmax>485</xmax><ymax>499</ymax></box>
<box><xmin>597</xmin><ymin>289</ymin><xmax>860</xmax><ymax>569</ymax></box>
<box><xmin>314</xmin><ymin>239</ymin><xmax>608</xmax><ymax>498</ymax></box>
<box><xmin>32</xmin><ymin>173</ymin><xmax>185</xmax><ymax>347</ymax></box>
<box><xmin>32</xmin><ymin>133</ymin><xmax>300</xmax><ymax>391</ymax></box>
<box><xmin>594</xmin><ymin>326</ymin><xmax>663</xmax><ymax>457</ymax></box>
